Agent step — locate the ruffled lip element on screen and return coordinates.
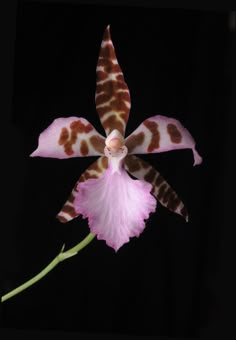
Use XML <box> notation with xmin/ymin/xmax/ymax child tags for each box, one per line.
<box><xmin>74</xmin><ymin>165</ymin><xmax>157</xmax><ymax>251</ymax></box>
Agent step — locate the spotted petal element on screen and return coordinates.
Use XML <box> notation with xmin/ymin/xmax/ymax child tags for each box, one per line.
<box><xmin>124</xmin><ymin>155</ymin><xmax>189</xmax><ymax>221</ymax></box>
<box><xmin>57</xmin><ymin>156</ymin><xmax>108</xmax><ymax>223</ymax></box>
<box><xmin>125</xmin><ymin>115</ymin><xmax>202</xmax><ymax>166</ymax></box>
<box><xmin>95</xmin><ymin>25</ymin><xmax>131</xmax><ymax>137</ymax></box>
<box><xmin>74</xmin><ymin>161</ymin><xmax>156</xmax><ymax>252</ymax></box>
<box><xmin>30</xmin><ymin>117</ymin><xmax>106</xmax><ymax>159</ymax></box>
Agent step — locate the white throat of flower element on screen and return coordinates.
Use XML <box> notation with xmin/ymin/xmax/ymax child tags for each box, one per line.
<box><xmin>104</xmin><ymin>129</ymin><xmax>128</xmax><ymax>174</ymax></box>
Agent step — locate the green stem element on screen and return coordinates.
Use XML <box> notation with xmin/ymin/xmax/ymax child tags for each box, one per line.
<box><xmin>1</xmin><ymin>233</ymin><xmax>96</xmax><ymax>303</ymax></box>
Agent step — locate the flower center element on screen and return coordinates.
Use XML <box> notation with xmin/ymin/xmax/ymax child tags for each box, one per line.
<box><xmin>104</xmin><ymin>129</ymin><xmax>127</xmax><ymax>173</ymax></box>
<box><xmin>107</xmin><ymin>137</ymin><xmax>123</xmax><ymax>151</ymax></box>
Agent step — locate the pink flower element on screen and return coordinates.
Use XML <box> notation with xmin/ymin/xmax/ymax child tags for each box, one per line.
<box><xmin>31</xmin><ymin>25</ymin><xmax>202</xmax><ymax>251</ymax></box>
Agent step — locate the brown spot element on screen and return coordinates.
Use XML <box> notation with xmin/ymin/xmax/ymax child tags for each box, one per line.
<box><xmin>60</xmin><ymin>205</ymin><xmax>77</xmax><ymax>217</ymax></box>
<box><xmin>68</xmin><ymin>192</ymin><xmax>76</xmax><ymax>203</ymax></box>
<box><xmin>97</xmin><ymin>58</ymin><xmax>121</xmax><ymax>74</ymax></box>
<box><xmin>142</xmin><ymin>160</ymin><xmax>150</xmax><ymax>169</ymax></box>
<box><xmin>103</xmin><ymin>115</ymin><xmax>124</xmax><ymax>135</ymax></box>
<box><xmin>64</xmin><ymin>142</ymin><xmax>74</xmax><ymax>156</ymax></box>
<box><xmin>144</xmin><ymin>168</ymin><xmax>156</xmax><ymax>183</ymax></box>
<box><xmin>90</xmin><ymin>135</ymin><xmax>105</xmax><ymax>154</ymax></box>
<box><xmin>124</xmin><ymin>155</ymin><xmax>141</xmax><ymax>173</ymax></box>
<box><xmin>100</xmin><ymin>44</ymin><xmax>116</xmax><ymax>60</ymax></box>
<box><xmin>59</xmin><ymin>120</ymin><xmax>94</xmax><ymax>156</ymax></box>
<box><xmin>155</xmin><ymin>175</ymin><xmax>165</xmax><ymax>187</ymax></box>
<box><xmin>162</xmin><ymin>187</ymin><xmax>174</xmax><ymax>204</ymax></box>
<box><xmin>70</xmin><ymin>120</ymin><xmax>93</xmax><ymax>134</ymax></box>
<box><xmin>58</xmin><ymin>127</ymin><xmax>69</xmax><ymax>145</ymax></box>
<box><xmin>126</xmin><ymin>132</ymin><xmax>145</xmax><ymax>153</ymax></box>
<box><xmin>96</xmin><ymin>70</ymin><xmax>107</xmax><ymax>80</ymax></box>
<box><xmin>143</xmin><ymin>120</ymin><xmax>160</xmax><ymax>152</ymax></box>
<box><xmin>101</xmin><ymin>156</ymin><xmax>108</xmax><ymax>169</ymax></box>
<box><xmin>96</xmin><ymin>80</ymin><xmax>128</xmax><ymax>96</ymax></box>
<box><xmin>80</xmin><ymin>140</ymin><xmax>89</xmax><ymax>156</ymax></box>
<box><xmin>88</xmin><ymin>160</ymin><xmax>103</xmax><ymax>173</ymax></box>
<box><xmin>79</xmin><ymin>174</ymin><xmax>86</xmax><ymax>183</ymax></box>
<box><xmin>167</xmin><ymin>123</ymin><xmax>182</xmax><ymax>143</ymax></box>
<box><xmin>166</xmin><ymin>195</ymin><xmax>181</xmax><ymax>211</ymax></box>
<box><xmin>83</xmin><ymin>171</ymin><xmax>99</xmax><ymax>180</ymax></box>
<box><xmin>157</xmin><ymin>184</ymin><xmax>167</xmax><ymax>200</ymax></box>
<box><xmin>116</xmin><ymin>74</ymin><xmax>124</xmax><ymax>81</ymax></box>
<box><xmin>56</xmin><ymin>215</ymin><xmax>68</xmax><ymax>223</ymax></box>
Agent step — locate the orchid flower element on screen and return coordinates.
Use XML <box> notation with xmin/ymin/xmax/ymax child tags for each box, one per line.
<box><xmin>1</xmin><ymin>25</ymin><xmax>202</xmax><ymax>303</ymax></box>
<box><xmin>31</xmin><ymin>25</ymin><xmax>202</xmax><ymax>252</ymax></box>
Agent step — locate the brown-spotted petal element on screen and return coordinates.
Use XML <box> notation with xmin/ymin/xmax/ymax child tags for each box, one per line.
<box><xmin>124</xmin><ymin>154</ymin><xmax>189</xmax><ymax>221</ymax></box>
<box><xmin>125</xmin><ymin>115</ymin><xmax>202</xmax><ymax>166</ymax></box>
<box><xmin>30</xmin><ymin>117</ymin><xmax>106</xmax><ymax>159</ymax></box>
<box><xmin>95</xmin><ymin>25</ymin><xmax>131</xmax><ymax>137</ymax></box>
<box><xmin>57</xmin><ymin>155</ymin><xmax>108</xmax><ymax>223</ymax></box>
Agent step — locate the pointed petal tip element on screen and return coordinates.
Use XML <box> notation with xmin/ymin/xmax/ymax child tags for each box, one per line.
<box><xmin>193</xmin><ymin>149</ymin><xmax>203</xmax><ymax>166</ymax></box>
<box><xmin>29</xmin><ymin>150</ymin><xmax>37</xmax><ymax>157</ymax></box>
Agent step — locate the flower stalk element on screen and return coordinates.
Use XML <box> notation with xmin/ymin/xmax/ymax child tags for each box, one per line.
<box><xmin>1</xmin><ymin>233</ymin><xmax>96</xmax><ymax>303</ymax></box>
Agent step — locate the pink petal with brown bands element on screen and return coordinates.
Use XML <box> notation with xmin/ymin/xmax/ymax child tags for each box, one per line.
<box><xmin>57</xmin><ymin>156</ymin><xmax>108</xmax><ymax>223</ymax></box>
<box><xmin>124</xmin><ymin>155</ymin><xmax>189</xmax><ymax>221</ymax></box>
<box><xmin>125</xmin><ymin>115</ymin><xmax>202</xmax><ymax>166</ymax></box>
<box><xmin>95</xmin><ymin>25</ymin><xmax>131</xmax><ymax>137</ymax></box>
<box><xmin>30</xmin><ymin>117</ymin><xmax>106</xmax><ymax>159</ymax></box>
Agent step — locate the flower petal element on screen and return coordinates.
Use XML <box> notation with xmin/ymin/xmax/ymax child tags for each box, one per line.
<box><xmin>124</xmin><ymin>155</ymin><xmax>189</xmax><ymax>221</ymax></box>
<box><xmin>125</xmin><ymin>115</ymin><xmax>202</xmax><ymax>166</ymax></box>
<box><xmin>57</xmin><ymin>156</ymin><xmax>108</xmax><ymax>223</ymax></box>
<box><xmin>74</xmin><ymin>166</ymin><xmax>157</xmax><ymax>251</ymax></box>
<box><xmin>95</xmin><ymin>25</ymin><xmax>131</xmax><ymax>137</ymax></box>
<box><xmin>30</xmin><ymin>117</ymin><xmax>106</xmax><ymax>159</ymax></box>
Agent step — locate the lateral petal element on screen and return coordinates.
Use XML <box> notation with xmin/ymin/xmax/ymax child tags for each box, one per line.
<box><xmin>95</xmin><ymin>25</ymin><xmax>131</xmax><ymax>137</ymax></box>
<box><xmin>125</xmin><ymin>115</ymin><xmax>202</xmax><ymax>166</ymax></box>
<box><xmin>30</xmin><ymin>117</ymin><xmax>106</xmax><ymax>159</ymax></box>
<box><xmin>124</xmin><ymin>155</ymin><xmax>189</xmax><ymax>221</ymax></box>
<box><xmin>56</xmin><ymin>156</ymin><xmax>108</xmax><ymax>223</ymax></box>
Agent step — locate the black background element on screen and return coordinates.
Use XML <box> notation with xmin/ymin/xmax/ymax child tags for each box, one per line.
<box><xmin>1</xmin><ymin>0</ymin><xmax>235</xmax><ymax>339</ymax></box>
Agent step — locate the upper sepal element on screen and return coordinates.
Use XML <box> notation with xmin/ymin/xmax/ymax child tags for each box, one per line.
<box><xmin>95</xmin><ymin>25</ymin><xmax>131</xmax><ymax>137</ymax></box>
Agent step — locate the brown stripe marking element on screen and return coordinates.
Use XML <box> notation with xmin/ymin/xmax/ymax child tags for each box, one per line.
<box><xmin>102</xmin><ymin>115</ymin><xmax>125</xmax><ymax>135</ymax></box>
<box><xmin>167</xmin><ymin>123</ymin><xmax>182</xmax><ymax>144</ymax></box>
<box><xmin>80</xmin><ymin>140</ymin><xmax>89</xmax><ymax>156</ymax></box>
<box><xmin>90</xmin><ymin>135</ymin><xmax>105</xmax><ymax>154</ymax></box>
<box><xmin>167</xmin><ymin>195</ymin><xmax>181</xmax><ymax>211</ymax></box>
<box><xmin>155</xmin><ymin>175</ymin><xmax>165</xmax><ymax>187</ymax></box>
<box><xmin>101</xmin><ymin>155</ymin><xmax>108</xmax><ymax>169</ymax></box>
<box><xmin>61</xmin><ymin>205</ymin><xmax>77</xmax><ymax>217</ymax></box>
<box><xmin>157</xmin><ymin>184</ymin><xmax>167</xmax><ymax>200</ymax></box>
<box><xmin>144</xmin><ymin>168</ymin><xmax>156</xmax><ymax>183</ymax></box>
<box><xmin>143</xmin><ymin>120</ymin><xmax>160</xmax><ymax>152</ymax></box>
<box><xmin>124</xmin><ymin>155</ymin><xmax>141</xmax><ymax>172</ymax></box>
<box><xmin>126</xmin><ymin>132</ymin><xmax>145</xmax><ymax>153</ymax></box>
<box><xmin>70</xmin><ymin>120</ymin><xmax>94</xmax><ymax>134</ymax></box>
<box><xmin>58</xmin><ymin>127</ymin><xmax>69</xmax><ymax>145</ymax></box>
<box><xmin>57</xmin><ymin>216</ymin><xmax>68</xmax><ymax>223</ymax></box>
